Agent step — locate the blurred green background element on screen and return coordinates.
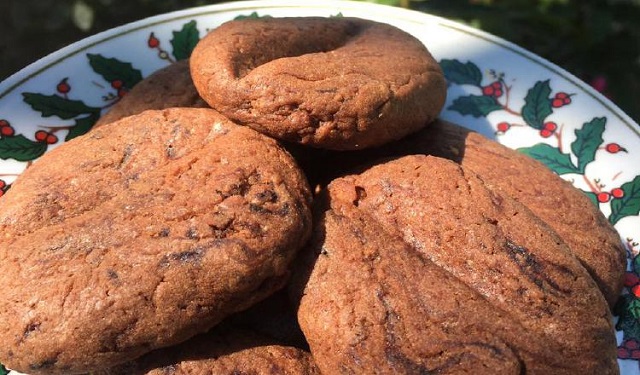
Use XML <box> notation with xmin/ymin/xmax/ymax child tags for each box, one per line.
<box><xmin>0</xmin><ymin>0</ymin><xmax>638</xmax><ymax>123</ymax></box>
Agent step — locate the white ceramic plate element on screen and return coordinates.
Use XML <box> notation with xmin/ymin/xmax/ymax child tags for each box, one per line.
<box><xmin>1</xmin><ymin>1</ymin><xmax>639</xmax><ymax>373</ymax></box>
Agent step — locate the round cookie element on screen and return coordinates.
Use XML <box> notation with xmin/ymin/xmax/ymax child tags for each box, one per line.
<box><xmin>190</xmin><ymin>17</ymin><xmax>446</xmax><ymax>150</ymax></box>
<box><xmin>96</xmin><ymin>324</ymin><xmax>319</xmax><ymax>375</ymax></box>
<box><xmin>372</xmin><ymin>119</ymin><xmax>625</xmax><ymax>308</ymax></box>
<box><xmin>0</xmin><ymin>108</ymin><xmax>312</xmax><ymax>374</ymax></box>
<box><xmin>94</xmin><ymin>59</ymin><xmax>209</xmax><ymax>128</ymax></box>
<box><xmin>299</xmin><ymin>119</ymin><xmax>626</xmax><ymax>308</ymax></box>
<box><xmin>295</xmin><ymin>155</ymin><xmax>617</xmax><ymax>374</ymax></box>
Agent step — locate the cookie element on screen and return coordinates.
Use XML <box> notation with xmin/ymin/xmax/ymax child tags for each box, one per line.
<box><xmin>96</xmin><ymin>324</ymin><xmax>318</xmax><ymax>375</ymax></box>
<box><xmin>190</xmin><ymin>17</ymin><xmax>446</xmax><ymax>150</ymax></box>
<box><xmin>0</xmin><ymin>108</ymin><xmax>312</xmax><ymax>374</ymax></box>
<box><xmin>295</xmin><ymin>155</ymin><xmax>617</xmax><ymax>374</ymax></box>
<box><xmin>94</xmin><ymin>59</ymin><xmax>209</xmax><ymax>128</ymax></box>
<box><xmin>373</xmin><ymin>119</ymin><xmax>625</xmax><ymax>308</ymax></box>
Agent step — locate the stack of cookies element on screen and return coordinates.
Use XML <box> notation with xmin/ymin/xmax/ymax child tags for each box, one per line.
<box><xmin>0</xmin><ymin>16</ymin><xmax>624</xmax><ymax>375</ymax></box>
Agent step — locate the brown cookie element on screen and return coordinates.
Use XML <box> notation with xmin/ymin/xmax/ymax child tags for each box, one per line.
<box><xmin>94</xmin><ymin>59</ymin><xmax>209</xmax><ymax>128</ymax></box>
<box><xmin>374</xmin><ymin>119</ymin><xmax>625</xmax><ymax>307</ymax></box>
<box><xmin>298</xmin><ymin>119</ymin><xmax>626</xmax><ymax>308</ymax></box>
<box><xmin>190</xmin><ymin>17</ymin><xmax>446</xmax><ymax>150</ymax></box>
<box><xmin>295</xmin><ymin>155</ymin><xmax>617</xmax><ymax>374</ymax></box>
<box><xmin>96</xmin><ymin>324</ymin><xmax>318</xmax><ymax>375</ymax></box>
<box><xmin>0</xmin><ymin>108</ymin><xmax>312</xmax><ymax>374</ymax></box>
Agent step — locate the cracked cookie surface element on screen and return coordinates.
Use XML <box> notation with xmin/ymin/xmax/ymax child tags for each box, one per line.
<box><xmin>190</xmin><ymin>17</ymin><xmax>446</xmax><ymax>150</ymax></box>
<box><xmin>295</xmin><ymin>155</ymin><xmax>617</xmax><ymax>374</ymax></box>
<box><xmin>0</xmin><ymin>108</ymin><xmax>312</xmax><ymax>374</ymax></box>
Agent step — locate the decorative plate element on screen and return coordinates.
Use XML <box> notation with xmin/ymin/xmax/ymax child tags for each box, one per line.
<box><xmin>1</xmin><ymin>1</ymin><xmax>639</xmax><ymax>373</ymax></box>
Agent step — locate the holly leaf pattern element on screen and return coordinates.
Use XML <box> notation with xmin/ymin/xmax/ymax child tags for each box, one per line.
<box><xmin>22</xmin><ymin>93</ymin><xmax>98</xmax><ymax>120</ymax></box>
<box><xmin>518</xmin><ymin>143</ymin><xmax>579</xmax><ymax>175</ymax></box>
<box><xmin>234</xmin><ymin>11</ymin><xmax>272</xmax><ymax>20</ymax></box>
<box><xmin>65</xmin><ymin>112</ymin><xmax>100</xmax><ymax>141</ymax></box>
<box><xmin>616</xmin><ymin>294</ymin><xmax>640</xmax><ymax>339</ymax></box>
<box><xmin>0</xmin><ymin>135</ymin><xmax>48</xmax><ymax>162</ymax></box>
<box><xmin>609</xmin><ymin>175</ymin><xmax>640</xmax><ymax>225</ymax></box>
<box><xmin>171</xmin><ymin>20</ymin><xmax>200</xmax><ymax>61</ymax></box>
<box><xmin>0</xmin><ymin>363</ymin><xmax>7</xmax><ymax>375</ymax></box>
<box><xmin>87</xmin><ymin>54</ymin><xmax>143</xmax><ymax>89</ymax></box>
<box><xmin>448</xmin><ymin>95</ymin><xmax>502</xmax><ymax>118</ymax></box>
<box><xmin>633</xmin><ymin>255</ymin><xmax>640</xmax><ymax>276</ymax></box>
<box><xmin>571</xmin><ymin>117</ymin><xmax>605</xmax><ymax>173</ymax></box>
<box><xmin>522</xmin><ymin>80</ymin><xmax>552</xmax><ymax>129</ymax></box>
<box><xmin>439</xmin><ymin>59</ymin><xmax>483</xmax><ymax>86</ymax></box>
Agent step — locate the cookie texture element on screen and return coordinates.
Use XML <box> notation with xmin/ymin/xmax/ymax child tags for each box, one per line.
<box><xmin>0</xmin><ymin>108</ymin><xmax>312</xmax><ymax>374</ymax></box>
<box><xmin>295</xmin><ymin>155</ymin><xmax>617</xmax><ymax>374</ymax></box>
<box><xmin>94</xmin><ymin>59</ymin><xmax>209</xmax><ymax>127</ymax></box>
<box><xmin>376</xmin><ymin>119</ymin><xmax>625</xmax><ymax>308</ymax></box>
<box><xmin>96</xmin><ymin>324</ymin><xmax>318</xmax><ymax>375</ymax></box>
<box><xmin>190</xmin><ymin>17</ymin><xmax>446</xmax><ymax>150</ymax></box>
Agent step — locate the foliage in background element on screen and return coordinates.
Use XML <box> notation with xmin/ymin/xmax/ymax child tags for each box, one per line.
<box><xmin>0</xmin><ymin>0</ymin><xmax>638</xmax><ymax>123</ymax></box>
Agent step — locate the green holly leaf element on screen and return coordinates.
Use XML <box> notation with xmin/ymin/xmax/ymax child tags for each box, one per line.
<box><xmin>0</xmin><ymin>363</ymin><xmax>7</xmax><ymax>375</ymax></box>
<box><xmin>571</xmin><ymin>117</ymin><xmax>606</xmax><ymax>174</ymax></box>
<box><xmin>87</xmin><ymin>54</ymin><xmax>143</xmax><ymax>89</ymax></box>
<box><xmin>616</xmin><ymin>294</ymin><xmax>640</xmax><ymax>339</ymax></box>
<box><xmin>22</xmin><ymin>93</ymin><xmax>98</xmax><ymax>120</ymax></box>
<box><xmin>0</xmin><ymin>135</ymin><xmax>48</xmax><ymax>162</ymax></box>
<box><xmin>518</xmin><ymin>143</ymin><xmax>579</xmax><ymax>175</ymax></box>
<box><xmin>439</xmin><ymin>59</ymin><xmax>483</xmax><ymax>86</ymax></box>
<box><xmin>633</xmin><ymin>255</ymin><xmax>640</xmax><ymax>276</ymax></box>
<box><xmin>65</xmin><ymin>112</ymin><xmax>100</xmax><ymax>141</ymax></box>
<box><xmin>171</xmin><ymin>20</ymin><xmax>200</xmax><ymax>61</ymax></box>
<box><xmin>522</xmin><ymin>80</ymin><xmax>553</xmax><ymax>129</ymax></box>
<box><xmin>234</xmin><ymin>11</ymin><xmax>272</xmax><ymax>20</ymax></box>
<box><xmin>448</xmin><ymin>95</ymin><xmax>502</xmax><ymax>117</ymax></box>
<box><xmin>609</xmin><ymin>175</ymin><xmax>640</xmax><ymax>226</ymax></box>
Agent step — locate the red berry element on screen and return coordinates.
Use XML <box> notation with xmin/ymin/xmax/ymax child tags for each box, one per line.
<box><xmin>56</xmin><ymin>78</ymin><xmax>70</xmax><ymax>94</ymax></box>
<box><xmin>625</xmin><ymin>339</ymin><xmax>640</xmax><ymax>350</ymax></box>
<box><xmin>117</xmin><ymin>88</ymin><xmax>128</xmax><ymax>98</ymax></box>
<box><xmin>551</xmin><ymin>98</ymin><xmax>565</xmax><ymax>108</ymax></box>
<box><xmin>555</xmin><ymin>92</ymin><xmax>569</xmax><ymax>100</ymax></box>
<box><xmin>543</xmin><ymin>122</ymin><xmax>557</xmax><ymax>132</ymax></box>
<box><xmin>482</xmin><ymin>85</ymin><xmax>494</xmax><ymax>96</ymax></box>
<box><xmin>34</xmin><ymin>130</ymin><xmax>48</xmax><ymax>142</ymax></box>
<box><xmin>148</xmin><ymin>33</ymin><xmax>160</xmax><ymax>48</ymax></box>
<box><xmin>605</xmin><ymin>143</ymin><xmax>626</xmax><ymax>153</ymax></box>
<box><xmin>493</xmin><ymin>89</ymin><xmax>503</xmax><ymax>97</ymax></box>
<box><xmin>491</xmin><ymin>81</ymin><xmax>502</xmax><ymax>89</ymax></box>
<box><xmin>0</xmin><ymin>180</ymin><xmax>5</xmax><ymax>189</ymax></box>
<box><xmin>0</xmin><ymin>189</ymin><xmax>4</xmax><ymax>198</ymax></box>
<box><xmin>496</xmin><ymin>122</ymin><xmax>510</xmax><ymax>133</ymax></box>
<box><xmin>619</xmin><ymin>347</ymin><xmax>631</xmax><ymax>359</ymax></box>
<box><xmin>624</xmin><ymin>272</ymin><xmax>640</xmax><ymax>287</ymax></box>
<box><xmin>111</xmin><ymin>80</ymin><xmax>124</xmax><ymax>89</ymax></box>
<box><xmin>632</xmin><ymin>284</ymin><xmax>640</xmax><ymax>298</ymax></box>
<box><xmin>597</xmin><ymin>192</ymin><xmax>611</xmax><ymax>203</ymax></box>
<box><xmin>45</xmin><ymin>133</ymin><xmax>58</xmax><ymax>145</ymax></box>
<box><xmin>0</xmin><ymin>119</ymin><xmax>9</xmax><ymax>127</ymax></box>
<box><xmin>539</xmin><ymin>129</ymin><xmax>553</xmax><ymax>138</ymax></box>
<box><xmin>611</xmin><ymin>188</ymin><xmax>625</xmax><ymax>199</ymax></box>
<box><xmin>563</xmin><ymin>97</ymin><xmax>571</xmax><ymax>105</ymax></box>
<box><xmin>631</xmin><ymin>349</ymin><xmax>640</xmax><ymax>360</ymax></box>
<box><xmin>0</xmin><ymin>125</ymin><xmax>14</xmax><ymax>137</ymax></box>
